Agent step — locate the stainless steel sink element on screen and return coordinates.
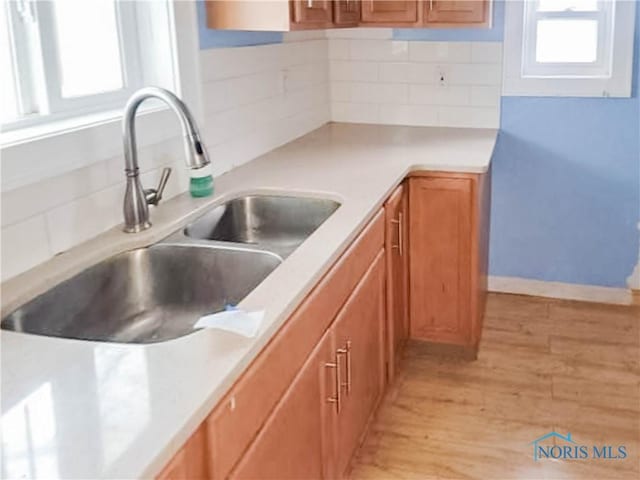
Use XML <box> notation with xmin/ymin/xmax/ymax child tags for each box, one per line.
<box><xmin>184</xmin><ymin>195</ymin><xmax>341</xmax><ymax>258</ymax></box>
<box><xmin>1</xmin><ymin>244</ymin><xmax>281</xmax><ymax>344</ymax></box>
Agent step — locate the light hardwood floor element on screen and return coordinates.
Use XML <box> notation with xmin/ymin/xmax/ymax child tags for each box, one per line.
<box><xmin>350</xmin><ymin>293</ymin><xmax>640</xmax><ymax>480</ymax></box>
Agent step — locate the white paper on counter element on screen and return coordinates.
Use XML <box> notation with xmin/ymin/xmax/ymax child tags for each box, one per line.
<box><xmin>193</xmin><ymin>309</ymin><xmax>265</xmax><ymax>338</ymax></box>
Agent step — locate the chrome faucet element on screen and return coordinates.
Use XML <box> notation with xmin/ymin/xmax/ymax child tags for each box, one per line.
<box><xmin>122</xmin><ymin>87</ymin><xmax>210</xmax><ymax>233</ymax></box>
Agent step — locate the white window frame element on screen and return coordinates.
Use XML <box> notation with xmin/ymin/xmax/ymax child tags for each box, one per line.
<box><xmin>0</xmin><ymin>0</ymin><xmax>202</xmax><ymax>192</ymax></box>
<box><xmin>2</xmin><ymin>0</ymin><xmax>146</xmax><ymax>132</ymax></box>
<box><xmin>503</xmin><ymin>0</ymin><xmax>636</xmax><ymax>97</ymax></box>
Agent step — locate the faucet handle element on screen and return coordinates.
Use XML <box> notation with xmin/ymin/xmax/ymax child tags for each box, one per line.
<box><xmin>145</xmin><ymin>167</ymin><xmax>172</xmax><ymax>206</ymax></box>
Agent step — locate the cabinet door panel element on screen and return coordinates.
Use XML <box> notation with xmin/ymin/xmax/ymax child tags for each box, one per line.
<box><xmin>425</xmin><ymin>0</ymin><xmax>489</xmax><ymax>26</ymax></box>
<box><xmin>333</xmin><ymin>0</ymin><xmax>360</xmax><ymax>26</ymax></box>
<box><xmin>409</xmin><ymin>177</ymin><xmax>472</xmax><ymax>345</ymax></box>
<box><xmin>361</xmin><ymin>0</ymin><xmax>418</xmax><ymax>24</ymax></box>
<box><xmin>333</xmin><ymin>250</ymin><xmax>386</xmax><ymax>477</ymax></box>
<box><xmin>230</xmin><ymin>330</ymin><xmax>335</xmax><ymax>479</ymax></box>
<box><xmin>385</xmin><ymin>184</ymin><xmax>408</xmax><ymax>382</ymax></box>
<box><xmin>292</xmin><ymin>0</ymin><xmax>333</xmax><ymax>26</ymax></box>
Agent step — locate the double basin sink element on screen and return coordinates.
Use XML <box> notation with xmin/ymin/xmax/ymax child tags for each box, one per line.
<box><xmin>1</xmin><ymin>195</ymin><xmax>340</xmax><ymax>344</ymax></box>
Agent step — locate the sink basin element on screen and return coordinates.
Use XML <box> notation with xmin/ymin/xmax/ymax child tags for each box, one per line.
<box><xmin>1</xmin><ymin>244</ymin><xmax>281</xmax><ymax>344</ymax></box>
<box><xmin>184</xmin><ymin>195</ymin><xmax>340</xmax><ymax>258</ymax></box>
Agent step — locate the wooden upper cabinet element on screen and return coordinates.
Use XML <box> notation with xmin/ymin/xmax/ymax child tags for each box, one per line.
<box><xmin>384</xmin><ymin>184</ymin><xmax>408</xmax><ymax>382</ymax></box>
<box><xmin>360</xmin><ymin>0</ymin><xmax>419</xmax><ymax>25</ymax></box>
<box><xmin>333</xmin><ymin>0</ymin><xmax>361</xmax><ymax>27</ymax></box>
<box><xmin>291</xmin><ymin>0</ymin><xmax>333</xmax><ymax>28</ymax></box>
<box><xmin>205</xmin><ymin>0</ymin><xmax>332</xmax><ymax>31</ymax></box>
<box><xmin>424</xmin><ymin>0</ymin><xmax>490</xmax><ymax>27</ymax></box>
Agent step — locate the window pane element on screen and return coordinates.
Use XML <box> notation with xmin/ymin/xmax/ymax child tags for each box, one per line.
<box><xmin>536</xmin><ymin>19</ymin><xmax>598</xmax><ymax>63</ymax></box>
<box><xmin>53</xmin><ymin>0</ymin><xmax>123</xmax><ymax>98</ymax></box>
<box><xmin>1</xmin><ymin>2</ymin><xmax>19</xmax><ymax>123</ymax></box>
<box><xmin>537</xmin><ymin>0</ymin><xmax>598</xmax><ymax>12</ymax></box>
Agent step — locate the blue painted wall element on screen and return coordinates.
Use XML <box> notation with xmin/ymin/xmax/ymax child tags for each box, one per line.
<box><xmin>489</xmin><ymin>3</ymin><xmax>640</xmax><ymax>288</ymax></box>
<box><xmin>196</xmin><ymin>0</ymin><xmax>282</xmax><ymax>49</ymax></box>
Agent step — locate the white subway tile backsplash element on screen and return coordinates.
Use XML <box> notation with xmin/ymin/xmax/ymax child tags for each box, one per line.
<box><xmin>45</xmin><ymin>183</ymin><xmax>125</xmax><ymax>255</ymax></box>
<box><xmin>330</xmin><ymin>60</ymin><xmax>378</xmax><ymax>82</ymax></box>
<box><xmin>1</xmin><ymin>215</ymin><xmax>51</xmax><ymax>281</ymax></box>
<box><xmin>471</xmin><ymin>42</ymin><xmax>503</xmax><ymax>64</ymax></box>
<box><xmin>409</xmin><ymin>84</ymin><xmax>470</xmax><ymax>106</ymax></box>
<box><xmin>331</xmin><ymin>102</ymin><xmax>379</xmax><ymax>124</ymax></box>
<box><xmin>349</xmin><ymin>40</ymin><xmax>409</xmax><ymax>62</ymax></box>
<box><xmin>329</xmin><ymin>38</ymin><xmax>502</xmax><ymax>129</ymax></box>
<box><xmin>437</xmin><ymin>106</ymin><xmax>500</xmax><ymax>128</ymax></box>
<box><xmin>378</xmin><ymin>62</ymin><xmax>410</xmax><ymax>83</ymax></box>
<box><xmin>471</xmin><ymin>85</ymin><xmax>502</xmax><ymax>107</ymax></box>
<box><xmin>328</xmin><ymin>39</ymin><xmax>350</xmax><ymax>60</ymax></box>
<box><xmin>409</xmin><ymin>42</ymin><xmax>472</xmax><ymax>63</ymax></box>
<box><xmin>325</xmin><ymin>28</ymin><xmax>392</xmax><ymax>40</ymax></box>
<box><xmin>448</xmin><ymin>64</ymin><xmax>502</xmax><ymax>86</ymax></box>
<box><xmin>349</xmin><ymin>82</ymin><xmax>408</xmax><ymax>104</ymax></box>
<box><xmin>407</xmin><ymin>63</ymin><xmax>441</xmax><ymax>84</ymax></box>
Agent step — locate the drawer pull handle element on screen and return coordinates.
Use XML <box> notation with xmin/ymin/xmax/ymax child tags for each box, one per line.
<box><xmin>337</xmin><ymin>341</ymin><xmax>352</xmax><ymax>394</ymax></box>
<box><xmin>325</xmin><ymin>356</ymin><xmax>341</xmax><ymax>413</ymax></box>
<box><xmin>391</xmin><ymin>212</ymin><xmax>404</xmax><ymax>256</ymax></box>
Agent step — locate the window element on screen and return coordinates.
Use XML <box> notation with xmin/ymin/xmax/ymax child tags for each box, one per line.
<box><xmin>1</xmin><ymin>0</ymin><xmax>174</xmax><ymax>132</ymax></box>
<box><xmin>503</xmin><ymin>0</ymin><xmax>636</xmax><ymax>97</ymax></box>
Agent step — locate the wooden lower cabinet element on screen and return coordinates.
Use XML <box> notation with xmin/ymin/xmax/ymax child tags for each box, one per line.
<box><xmin>157</xmin><ymin>169</ymin><xmax>491</xmax><ymax>479</ymax></box>
<box><xmin>408</xmin><ymin>171</ymin><xmax>490</xmax><ymax>350</ymax></box>
<box><xmin>232</xmin><ymin>250</ymin><xmax>386</xmax><ymax>480</ymax></box>
<box><xmin>156</xmin><ymin>425</ymin><xmax>208</xmax><ymax>480</ymax></box>
<box><xmin>333</xmin><ymin>250</ymin><xmax>386</xmax><ymax>477</ymax></box>
<box><xmin>229</xmin><ymin>330</ymin><xmax>335</xmax><ymax>479</ymax></box>
<box><xmin>384</xmin><ymin>184</ymin><xmax>409</xmax><ymax>382</ymax></box>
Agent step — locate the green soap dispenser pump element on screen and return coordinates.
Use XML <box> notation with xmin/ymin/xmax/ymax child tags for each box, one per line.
<box><xmin>190</xmin><ymin>164</ymin><xmax>214</xmax><ymax>198</ymax></box>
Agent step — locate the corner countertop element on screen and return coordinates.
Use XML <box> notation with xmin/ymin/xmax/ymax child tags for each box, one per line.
<box><xmin>0</xmin><ymin>123</ymin><xmax>497</xmax><ymax>479</ymax></box>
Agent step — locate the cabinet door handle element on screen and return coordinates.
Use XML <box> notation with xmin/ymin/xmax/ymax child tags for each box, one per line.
<box><xmin>391</xmin><ymin>212</ymin><xmax>404</xmax><ymax>256</ymax></box>
<box><xmin>325</xmin><ymin>355</ymin><xmax>342</xmax><ymax>413</ymax></box>
<box><xmin>307</xmin><ymin>0</ymin><xmax>313</xmax><ymax>8</ymax></box>
<box><xmin>430</xmin><ymin>0</ymin><xmax>434</xmax><ymax>10</ymax></box>
<box><xmin>337</xmin><ymin>340</ymin><xmax>352</xmax><ymax>394</ymax></box>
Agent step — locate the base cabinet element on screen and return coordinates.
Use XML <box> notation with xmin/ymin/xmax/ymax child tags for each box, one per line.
<box><xmin>408</xmin><ymin>171</ymin><xmax>489</xmax><ymax>350</ymax></box>
<box><xmin>157</xmin><ymin>169</ymin><xmax>490</xmax><ymax>479</ymax></box>
<box><xmin>384</xmin><ymin>184</ymin><xmax>409</xmax><ymax>381</ymax></box>
<box><xmin>229</xmin><ymin>331</ymin><xmax>335</xmax><ymax>479</ymax></box>
<box><xmin>332</xmin><ymin>251</ymin><xmax>386</xmax><ymax>477</ymax></box>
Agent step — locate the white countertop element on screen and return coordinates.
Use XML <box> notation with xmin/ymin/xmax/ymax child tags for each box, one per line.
<box><xmin>0</xmin><ymin>123</ymin><xmax>496</xmax><ymax>479</ymax></box>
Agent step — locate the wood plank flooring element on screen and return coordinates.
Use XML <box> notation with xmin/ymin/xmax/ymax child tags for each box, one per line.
<box><xmin>349</xmin><ymin>293</ymin><xmax>640</xmax><ymax>479</ymax></box>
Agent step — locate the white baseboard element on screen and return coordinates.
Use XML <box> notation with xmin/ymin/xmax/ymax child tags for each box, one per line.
<box><xmin>488</xmin><ymin>276</ymin><xmax>633</xmax><ymax>306</ymax></box>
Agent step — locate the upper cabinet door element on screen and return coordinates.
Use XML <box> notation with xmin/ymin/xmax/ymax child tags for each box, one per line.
<box><xmin>291</xmin><ymin>0</ymin><xmax>333</xmax><ymax>27</ymax></box>
<box><xmin>360</xmin><ymin>0</ymin><xmax>419</xmax><ymax>24</ymax></box>
<box><xmin>424</xmin><ymin>0</ymin><xmax>490</xmax><ymax>27</ymax></box>
<box><xmin>333</xmin><ymin>0</ymin><xmax>361</xmax><ymax>26</ymax></box>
